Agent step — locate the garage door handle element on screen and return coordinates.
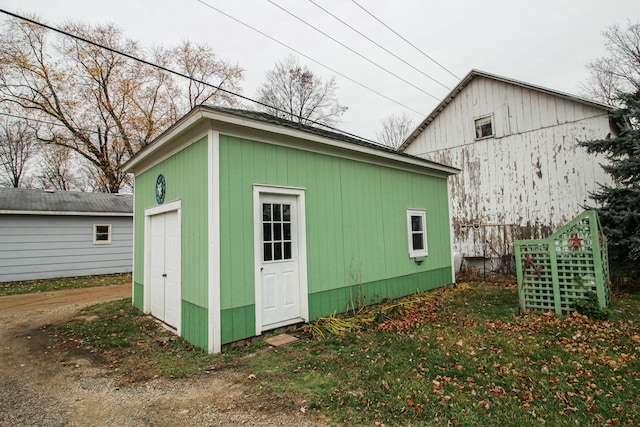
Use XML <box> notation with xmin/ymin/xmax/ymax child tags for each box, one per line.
<box><xmin>162</xmin><ymin>273</ymin><xmax>167</xmax><ymax>277</ymax></box>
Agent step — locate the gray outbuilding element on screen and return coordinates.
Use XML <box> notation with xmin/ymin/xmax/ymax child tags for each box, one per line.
<box><xmin>0</xmin><ymin>188</ymin><xmax>133</xmax><ymax>282</ymax></box>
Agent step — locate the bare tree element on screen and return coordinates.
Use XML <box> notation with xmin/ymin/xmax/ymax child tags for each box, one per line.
<box><xmin>256</xmin><ymin>55</ymin><xmax>347</xmax><ymax>126</ymax></box>
<box><xmin>38</xmin><ymin>145</ymin><xmax>84</xmax><ymax>191</ymax></box>
<box><xmin>583</xmin><ymin>21</ymin><xmax>640</xmax><ymax>105</ymax></box>
<box><xmin>0</xmin><ymin>17</ymin><xmax>244</xmax><ymax>192</ymax></box>
<box><xmin>376</xmin><ymin>113</ymin><xmax>414</xmax><ymax>149</ymax></box>
<box><xmin>167</xmin><ymin>40</ymin><xmax>244</xmax><ymax>110</ymax></box>
<box><xmin>0</xmin><ymin>119</ymin><xmax>38</xmax><ymax>187</ymax></box>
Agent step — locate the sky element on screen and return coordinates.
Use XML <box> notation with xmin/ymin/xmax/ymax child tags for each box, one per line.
<box><xmin>0</xmin><ymin>0</ymin><xmax>638</xmax><ymax>141</ymax></box>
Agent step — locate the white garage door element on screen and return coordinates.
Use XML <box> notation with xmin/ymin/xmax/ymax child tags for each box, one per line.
<box><xmin>148</xmin><ymin>209</ymin><xmax>181</xmax><ymax>329</ymax></box>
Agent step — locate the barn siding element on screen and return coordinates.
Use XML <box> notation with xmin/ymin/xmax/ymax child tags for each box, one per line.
<box><xmin>218</xmin><ymin>134</ymin><xmax>453</xmax><ymax>343</ymax></box>
<box><xmin>0</xmin><ymin>214</ymin><xmax>132</xmax><ymax>282</ymax></box>
<box><xmin>404</xmin><ymin>76</ymin><xmax>612</xmax><ymax>265</ymax></box>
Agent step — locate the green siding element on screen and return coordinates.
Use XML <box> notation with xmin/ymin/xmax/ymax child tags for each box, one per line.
<box><xmin>218</xmin><ymin>134</ymin><xmax>453</xmax><ymax>342</ymax></box>
<box><xmin>308</xmin><ymin>267</ymin><xmax>452</xmax><ymax>320</ymax></box>
<box><xmin>220</xmin><ymin>305</ymin><xmax>255</xmax><ymax>344</ymax></box>
<box><xmin>133</xmin><ymin>282</ymin><xmax>143</xmax><ymax>309</ymax></box>
<box><xmin>132</xmin><ymin>136</ymin><xmax>209</xmax><ymax>349</ymax></box>
<box><xmin>182</xmin><ymin>300</ymin><xmax>208</xmax><ymax>349</ymax></box>
<box><xmin>220</xmin><ymin>268</ymin><xmax>451</xmax><ymax>343</ymax></box>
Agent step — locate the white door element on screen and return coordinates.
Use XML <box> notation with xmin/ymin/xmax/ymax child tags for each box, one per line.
<box><xmin>260</xmin><ymin>194</ymin><xmax>301</xmax><ymax>329</ymax></box>
<box><xmin>148</xmin><ymin>210</ymin><xmax>181</xmax><ymax>329</ymax></box>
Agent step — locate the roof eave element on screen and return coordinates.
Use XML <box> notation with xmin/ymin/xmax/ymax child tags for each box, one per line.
<box><xmin>125</xmin><ymin>106</ymin><xmax>460</xmax><ymax>177</ymax></box>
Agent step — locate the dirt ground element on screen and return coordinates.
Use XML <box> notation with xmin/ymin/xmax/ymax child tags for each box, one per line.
<box><xmin>0</xmin><ymin>284</ymin><xmax>322</xmax><ymax>426</ymax></box>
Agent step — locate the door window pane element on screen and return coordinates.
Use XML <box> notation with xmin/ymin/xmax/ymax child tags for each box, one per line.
<box><xmin>264</xmin><ymin>243</ymin><xmax>272</xmax><ymax>261</ymax></box>
<box><xmin>263</xmin><ymin>223</ymin><xmax>272</xmax><ymax>242</ymax></box>
<box><xmin>262</xmin><ymin>202</ymin><xmax>293</xmax><ymax>262</ymax></box>
<box><xmin>262</xmin><ymin>204</ymin><xmax>271</xmax><ymax>221</ymax></box>
<box><xmin>284</xmin><ymin>242</ymin><xmax>292</xmax><ymax>259</ymax></box>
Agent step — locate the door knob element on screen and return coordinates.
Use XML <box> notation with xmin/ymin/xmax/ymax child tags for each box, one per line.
<box><xmin>162</xmin><ymin>273</ymin><xmax>167</xmax><ymax>277</ymax></box>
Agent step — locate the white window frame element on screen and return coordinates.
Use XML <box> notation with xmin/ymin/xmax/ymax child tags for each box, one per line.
<box><xmin>406</xmin><ymin>209</ymin><xmax>428</xmax><ymax>258</ymax></box>
<box><xmin>474</xmin><ymin>114</ymin><xmax>494</xmax><ymax>140</ymax></box>
<box><xmin>93</xmin><ymin>224</ymin><xmax>112</xmax><ymax>245</ymax></box>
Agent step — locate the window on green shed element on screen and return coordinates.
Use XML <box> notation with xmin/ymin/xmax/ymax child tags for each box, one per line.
<box><xmin>93</xmin><ymin>224</ymin><xmax>112</xmax><ymax>244</ymax></box>
<box><xmin>406</xmin><ymin>209</ymin><xmax>428</xmax><ymax>258</ymax></box>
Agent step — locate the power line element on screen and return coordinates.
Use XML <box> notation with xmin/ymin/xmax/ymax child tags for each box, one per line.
<box><xmin>0</xmin><ymin>112</ymin><xmax>63</xmax><ymax>128</ymax></box>
<box><xmin>0</xmin><ymin>8</ymin><xmax>384</xmax><ymax>145</ymax></box>
<box><xmin>267</xmin><ymin>0</ymin><xmax>441</xmax><ymax>101</ymax></box>
<box><xmin>351</xmin><ymin>0</ymin><xmax>459</xmax><ymax>80</ymax></box>
<box><xmin>306</xmin><ymin>0</ymin><xmax>451</xmax><ymax>91</ymax></box>
<box><xmin>195</xmin><ymin>0</ymin><xmax>426</xmax><ymax>115</ymax></box>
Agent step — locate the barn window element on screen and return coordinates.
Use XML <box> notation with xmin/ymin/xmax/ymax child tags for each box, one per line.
<box><xmin>406</xmin><ymin>209</ymin><xmax>428</xmax><ymax>258</ymax></box>
<box><xmin>93</xmin><ymin>224</ymin><xmax>112</xmax><ymax>244</ymax></box>
<box><xmin>474</xmin><ymin>115</ymin><xmax>494</xmax><ymax>139</ymax></box>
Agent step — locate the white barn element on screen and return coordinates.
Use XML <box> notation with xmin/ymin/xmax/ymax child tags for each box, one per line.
<box><xmin>400</xmin><ymin>70</ymin><xmax>615</xmax><ymax>273</ymax></box>
<box><xmin>0</xmin><ymin>188</ymin><xmax>133</xmax><ymax>282</ymax></box>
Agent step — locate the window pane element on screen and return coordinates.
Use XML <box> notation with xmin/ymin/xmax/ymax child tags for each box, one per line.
<box><xmin>263</xmin><ymin>223</ymin><xmax>272</xmax><ymax>242</ymax></box>
<box><xmin>95</xmin><ymin>225</ymin><xmax>109</xmax><ymax>241</ymax></box>
<box><xmin>274</xmin><ymin>223</ymin><xmax>282</xmax><ymax>240</ymax></box>
<box><xmin>283</xmin><ymin>223</ymin><xmax>291</xmax><ymax>240</ymax></box>
<box><xmin>475</xmin><ymin>117</ymin><xmax>493</xmax><ymax>138</ymax></box>
<box><xmin>263</xmin><ymin>243</ymin><xmax>272</xmax><ymax>261</ymax></box>
<box><xmin>284</xmin><ymin>242</ymin><xmax>292</xmax><ymax>259</ymax></box>
<box><xmin>283</xmin><ymin>204</ymin><xmax>290</xmax><ymax>221</ymax></box>
<box><xmin>262</xmin><ymin>204</ymin><xmax>271</xmax><ymax>221</ymax></box>
<box><xmin>411</xmin><ymin>216</ymin><xmax>422</xmax><ymax>232</ymax></box>
<box><xmin>412</xmin><ymin>233</ymin><xmax>424</xmax><ymax>250</ymax></box>
<box><xmin>274</xmin><ymin>242</ymin><xmax>282</xmax><ymax>260</ymax></box>
<box><xmin>274</xmin><ymin>204</ymin><xmax>281</xmax><ymax>221</ymax></box>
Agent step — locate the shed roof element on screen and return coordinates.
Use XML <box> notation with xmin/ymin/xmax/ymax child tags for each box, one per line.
<box><xmin>124</xmin><ymin>105</ymin><xmax>460</xmax><ymax>177</ymax></box>
<box><xmin>399</xmin><ymin>69</ymin><xmax>613</xmax><ymax>151</ymax></box>
<box><xmin>0</xmin><ymin>187</ymin><xmax>133</xmax><ymax>216</ymax></box>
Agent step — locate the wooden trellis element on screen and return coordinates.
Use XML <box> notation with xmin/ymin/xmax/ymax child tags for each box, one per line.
<box><xmin>515</xmin><ymin>210</ymin><xmax>610</xmax><ymax>314</ymax></box>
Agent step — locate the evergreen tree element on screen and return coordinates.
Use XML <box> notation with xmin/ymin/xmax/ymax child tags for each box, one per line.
<box><xmin>580</xmin><ymin>91</ymin><xmax>640</xmax><ymax>281</ymax></box>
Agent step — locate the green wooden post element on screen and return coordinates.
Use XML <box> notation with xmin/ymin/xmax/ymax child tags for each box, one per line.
<box><xmin>589</xmin><ymin>211</ymin><xmax>607</xmax><ymax>309</ymax></box>
<box><xmin>514</xmin><ymin>242</ymin><xmax>525</xmax><ymax>312</ymax></box>
<box><xmin>548</xmin><ymin>240</ymin><xmax>562</xmax><ymax>314</ymax></box>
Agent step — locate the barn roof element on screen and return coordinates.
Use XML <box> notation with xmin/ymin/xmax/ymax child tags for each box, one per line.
<box><xmin>0</xmin><ymin>187</ymin><xmax>133</xmax><ymax>216</ymax></box>
<box><xmin>399</xmin><ymin>69</ymin><xmax>613</xmax><ymax>151</ymax></box>
<box><xmin>124</xmin><ymin>105</ymin><xmax>460</xmax><ymax>177</ymax></box>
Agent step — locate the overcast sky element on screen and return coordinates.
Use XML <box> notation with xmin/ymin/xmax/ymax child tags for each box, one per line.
<box><xmin>0</xmin><ymin>0</ymin><xmax>638</xmax><ymax>140</ymax></box>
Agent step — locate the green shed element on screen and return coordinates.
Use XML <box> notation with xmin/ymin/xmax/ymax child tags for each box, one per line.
<box><xmin>123</xmin><ymin>106</ymin><xmax>459</xmax><ymax>352</ymax></box>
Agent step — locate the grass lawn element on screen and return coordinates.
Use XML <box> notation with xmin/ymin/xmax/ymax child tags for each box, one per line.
<box><xmin>53</xmin><ymin>282</ymin><xmax>640</xmax><ymax>426</ymax></box>
<box><xmin>0</xmin><ymin>273</ymin><xmax>132</xmax><ymax>296</ymax></box>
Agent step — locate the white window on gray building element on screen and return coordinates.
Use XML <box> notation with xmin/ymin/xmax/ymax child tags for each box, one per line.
<box><xmin>93</xmin><ymin>224</ymin><xmax>112</xmax><ymax>244</ymax></box>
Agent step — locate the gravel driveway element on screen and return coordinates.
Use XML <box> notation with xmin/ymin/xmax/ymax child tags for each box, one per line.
<box><xmin>0</xmin><ymin>284</ymin><xmax>323</xmax><ymax>426</ymax></box>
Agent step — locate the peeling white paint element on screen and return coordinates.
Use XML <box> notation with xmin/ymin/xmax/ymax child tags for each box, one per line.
<box><xmin>404</xmin><ymin>76</ymin><xmax>612</xmax><ymax>269</ymax></box>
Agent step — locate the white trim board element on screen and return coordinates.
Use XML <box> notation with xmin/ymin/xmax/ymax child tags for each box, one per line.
<box><xmin>207</xmin><ymin>129</ymin><xmax>221</xmax><ymax>353</ymax></box>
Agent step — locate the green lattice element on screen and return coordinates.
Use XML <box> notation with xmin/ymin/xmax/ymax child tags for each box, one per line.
<box><xmin>515</xmin><ymin>210</ymin><xmax>610</xmax><ymax>314</ymax></box>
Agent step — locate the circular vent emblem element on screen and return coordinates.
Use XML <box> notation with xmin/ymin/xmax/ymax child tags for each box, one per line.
<box><xmin>155</xmin><ymin>174</ymin><xmax>166</xmax><ymax>204</ymax></box>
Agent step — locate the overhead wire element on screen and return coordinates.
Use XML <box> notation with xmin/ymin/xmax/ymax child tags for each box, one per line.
<box><xmin>0</xmin><ymin>8</ymin><xmax>386</xmax><ymax>145</ymax></box>
<box><xmin>306</xmin><ymin>0</ymin><xmax>451</xmax><ymax>91</ymax></box>
<box><xmin>266</xmin><ymin>0</ymin><xmax>441</xmax><ymax>101</ymax></box>
<box><xmin>195</xmin><ymin>0</ymin><xmax>426</xmax><ymax>115</ymax></box>
<box><xmin>351</xmin><ymin>0</ymin><xmax>459</xmax><ymax>80</ymax></box>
